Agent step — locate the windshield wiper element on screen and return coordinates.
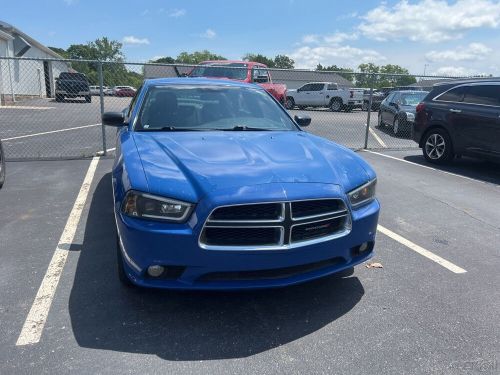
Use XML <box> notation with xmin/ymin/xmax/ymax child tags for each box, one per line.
<box><xmin>143</xmin><ymin>126</ymin><xmax>220</xmax><ymax>132</ymax></box>
<box><xmin>224</xmin><ymin>125</ymin><xmax>272</xmax><ymax>131</ymax></box>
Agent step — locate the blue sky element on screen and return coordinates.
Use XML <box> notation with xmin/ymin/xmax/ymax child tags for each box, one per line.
<box><xmin>3</xmin><ymin>0</ymin><xmax>500</xmax><ymax>76</ymax></box>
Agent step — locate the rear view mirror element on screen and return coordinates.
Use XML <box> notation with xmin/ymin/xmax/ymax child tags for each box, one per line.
<box><xmin>102</xmin><ymin>112</ymin><xmax>126</xmax><ymax>127</ymax></box>
<box><xmin>294</xmin><ymin>114</ymin><xmax>311</xmax><ymax>127</ymax></box>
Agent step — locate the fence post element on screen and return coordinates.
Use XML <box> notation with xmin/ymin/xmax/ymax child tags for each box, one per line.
<box><xmin>98</xmin><ymin>62</ymin><xmax>107</xmax><ymax>155</ymax></box>
<box><xmin>364</xmin><ymin>74</ymin><xmax>375</xmax><ymax>149</ymax></box>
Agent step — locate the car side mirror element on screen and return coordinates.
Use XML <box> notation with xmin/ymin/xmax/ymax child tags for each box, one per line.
<box><xmin>254</xmin><ymin>75</ymin><xmax>269</xmax><ymax>83</ymax></box>
<box><xmin>294</xmin><ymin>114</ymin><xmax>311</xmax><ymax>127</ymax></box>
<box><xmin>102</xmin><ymin>112</ymin><xmax>126</xmax><ymax>127</ymax></box>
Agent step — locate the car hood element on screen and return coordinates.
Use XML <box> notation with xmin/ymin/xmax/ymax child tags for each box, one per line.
<box><xmin>133</xmin><ymin>131</ymin><xmax>373</xmax><ymax>202</ymax></box>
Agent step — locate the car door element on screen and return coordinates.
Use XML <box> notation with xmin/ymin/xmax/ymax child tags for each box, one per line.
<box><xmin>294</xmin><ymin>84</ymin><xmax>313</xmax><ymax>106</ymax></box>
<box><xmin>309</xmin><ymin>83</ymin><xmax>326</xmax><ymax>106</ymax></box>
<box><xmin>452</xmin><ymin>84</ymin><xmax>500</xmax><ymax>156</ymax></box>
<box><xmin>381</xmin><ymin>92</ymin><xmax>396</xmax><ymax>124</ymax></box>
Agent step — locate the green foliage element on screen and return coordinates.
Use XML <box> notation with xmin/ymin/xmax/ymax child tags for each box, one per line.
<box><xmin>150</xmin><ymin>56</ymin><xmax>176</xmax><ymax>64</ymax></box>
<box><xmin>316</xmin><ymin>64</ymin><xmax>355</xmax><ymax>83</ymax></box>
<box><xmin>175</xmin><ymin>50</ymin><xmax>226</xmax><ymax>64</ymax></box>
<box><xmin>274</xmin><ymin>55</ymin><xmax>295</xmax><ymax>69</ymax></box>
<box><xmin>50</xmin><ymin>38</ymin><xmax>141</xmax><ymax>87</ymax></box>
<box><xmin>243</xmin><ymin>53</ymin><xmax>276</xmax><ymax>67</ymax></box>
<box><xmin>357</xmin><ymin>63</ymin><xmax>416</xmax><ymax>88</ymax></box>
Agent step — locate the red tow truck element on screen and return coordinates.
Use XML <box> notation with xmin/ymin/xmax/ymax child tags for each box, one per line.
<box><xmin>188</xmin><ymin>60</ymin><xmax>287</xmax><ymax>105</ymax></box>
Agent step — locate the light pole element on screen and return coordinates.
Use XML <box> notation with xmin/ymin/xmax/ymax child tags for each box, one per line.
<box><xmin>423</xmin><ymin>63</ymin><xmax>430</xmax><ymax>76</ymax></box>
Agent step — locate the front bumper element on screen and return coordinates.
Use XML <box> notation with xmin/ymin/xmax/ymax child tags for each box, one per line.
<box><xmin>115</xmin><ymin>191</ymin><xmax>380</xmax><ymax>290</ymax></box>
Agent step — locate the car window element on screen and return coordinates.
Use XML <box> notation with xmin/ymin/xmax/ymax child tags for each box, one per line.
<box><xmin>385</xmin><ymin>93</ymin><xmax>395</xmax><ymax>103</ymax></box>
<box><xmin>252</xmin><ymin>68</ymin><xmax>270</xmax><ymax>83</ymax></box>
<box><xmin>436</xmin><ymin>86</ymin><xmax>465</xmax><ymax>102</ymax></box>
<box><xmin>190</xmin><ymin>63</ymin><xmax>248</xmax><ymax>80</ymax></box>
<box><xmin>463</xmin><ymin>85</ymin><xmax>500</xmax><ymax>107</ymax></box>
<box><xmin>310</xmin><ymin>84</ymin><xmax>325</xmax><ymax>91</ymax></box>
<box><xmin>327</xmin><ymin>84</ymin><xmax>338</xmax><ymax>90</ymax></box>
<box><xmin>136</xmin><ymin>85</ymin><xmax>298</xmax><ymax>132</ymax></box>
<box><xmin>399</xmin><ymin>92</ymin><xmax>428</xmax><ymax>106</ymax></box>
<box><xmin>299</xmin><ymin>84</ymin><xmax>313</xmax><ymax>91</ymax></box>
<box><xmin>127</xmin><ymin>85</ymin><xmax>142</xmax><ymax>117</ymax></box>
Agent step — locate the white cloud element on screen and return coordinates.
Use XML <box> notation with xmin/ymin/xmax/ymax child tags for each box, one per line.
<box><xmin>168</xmin><ymin>9</ymin><xmax>186</xmax><ymax>17</ymax></box>
<box><xmin>200</xmin><ymin>29</ymin><xmax>216</xmax><ymax>39</ymax></box>
<box><xmin>289</xmin><ymin>45</ymin><xmax>386</xmax><ymax>69</ymax></box>
<box><xmin>141</xmin><ymin>9</ymin><xmax>149</xmax><ymax>16</ymax></box>
<box><xmin>359</xmin><ymin>0</ymin><xmax>500</xmax><ymax>42</ymax></box>
<box><xmin>337</xmin><ymin>12</ymin><xmax>358</xmax><ymax>20</ymax></box>
<box><xmin>122</xmin><ymin>36</ymin><xmax>150</xmax><ymax>45</ymax></box>
<box><xmin>432</xmin><ymin>66</ymin><xmax>485</xmax><ymax>77</ymax></box>
<box><xmin>300</xmin><ymin>32</ymin><xmax>358</xmax><ymax>45</ymax></box>
<box><xmin>426</xmin><ymin>43</ymin><xmax>492</xmax><ymax>62</ymax></box>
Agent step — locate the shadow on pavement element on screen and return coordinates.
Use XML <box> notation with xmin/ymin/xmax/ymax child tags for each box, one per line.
<box><xmin>69</xmin><ymin>173</ymin><xmax>365</xmax><ymax>360</ymax></box>
<box><xmin>404</xmin><ymin>154</ymin><xmax>500</xmax><ymax>185</ymax></box>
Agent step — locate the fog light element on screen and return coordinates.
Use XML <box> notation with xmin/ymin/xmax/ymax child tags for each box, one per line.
<box><xmin>359</xmin><ymin>242</ymin><xmax>369</xmax><ymax>252</ymax></box>
<box><xmin>147</xmin><ymin>265</ymin><xmax>165</xmax><ymax>277</ymax></box>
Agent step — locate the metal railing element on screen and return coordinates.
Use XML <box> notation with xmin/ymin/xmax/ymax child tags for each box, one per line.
<box><xmin>0</xmin><ymin>56</ymin><xmax>469</xmax><ymax>160</ymax></box>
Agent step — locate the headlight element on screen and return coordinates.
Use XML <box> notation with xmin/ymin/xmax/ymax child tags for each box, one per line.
<box><xmin>121</xmin><ymin>190</ymin><xmax>194</xmax><ymax>222</ymax></box>
<box><xmin>348</xmin><ymin>179</ymin><xmax>377</xmax><ymax>208</ymax></box>
<box><xmin>405</xmin><ymin>112</ymin><xmax>415</xmax><ymax>121</ymax></box>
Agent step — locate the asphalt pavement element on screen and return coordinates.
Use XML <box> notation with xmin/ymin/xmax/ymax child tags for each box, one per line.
<box><xmin>1</xmin><ymin>150</ymin><xmax>498</xmax><ymax>374</ymax></box>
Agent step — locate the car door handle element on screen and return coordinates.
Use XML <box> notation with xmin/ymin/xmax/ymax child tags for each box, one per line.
<box><xmin>449</xmin><ymin>109</ymin><xmax>462</xmax><ymax>113</ymax></box>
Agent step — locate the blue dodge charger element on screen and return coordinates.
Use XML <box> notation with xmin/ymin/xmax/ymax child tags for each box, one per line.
<box><xmin>103</xmin><ymin>78</ymin><xmax>379</xmax><ymax>290</ymax></box>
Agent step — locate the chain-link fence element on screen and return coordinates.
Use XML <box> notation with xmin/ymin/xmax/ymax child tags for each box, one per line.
<box><xmin>0</xmin><ymin>56</ymin><xmax>462</xmax><ymax>160</ymax></box>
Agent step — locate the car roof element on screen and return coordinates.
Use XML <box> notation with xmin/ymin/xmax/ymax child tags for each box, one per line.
<box><xmin>391</xmin><ymin>90</ymin><xmax>429</xmax><ymax>94</ymax></box>
<box><xmin>434</xmin><ymin>77</ymin><xmax>500</xmax><ymax>87</ymax></box>
<box><xmin>143</xmin><ymin>77</ymin><xmax>266</xmax><ymax>90</ymax></box>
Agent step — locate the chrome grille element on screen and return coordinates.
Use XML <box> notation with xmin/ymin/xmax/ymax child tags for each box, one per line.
<box><xmin>200</xmin><ymin>199</ymin><xmax>350</xmax><ymax>250</ymax></box>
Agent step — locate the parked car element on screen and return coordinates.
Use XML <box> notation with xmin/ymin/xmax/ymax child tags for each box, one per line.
<box><xmin>377</xmin><ymin>90</ymin><xmax>429</xmax><ymax>136</ymax></box>
<box><xmin>286</xmin><ymin>82</ymin><xmax>364</xmax><ymax>112</ymax></box>
<box><xmin>0</xmin><ymin>139</ymin><xmax>5</xmax><ymax>189</ymax></box>
<box><xmin>55</xmin><ymin>72</ymin><xmax>91</xmax><ymax>103</ymax></box>
<box><xmin>114</xmin><ymin>86</ymin><xmax>137</xmax><ymax>97</ymax></box>
<box><xmin>188</xmin><ymin>60</ymin><xmax>288</xmax><ymax>105</ymax></box>
<box><xmin>413</xmin><ymin>79</ymin><xmax>500</xmax><ymax>164</ymax></box>
<box><xmin>102</xmin><ymin>78</ymin><xmax>379</xmax><ymax>289</ymax></box>
<box><xmin>89</xmin><ymin>85</ymin><xmax>110</xmax><ymax>95</ymax></box>
<box><xmin>362</xmin><ymin>89</ymin><xmax>385</xmax><ymax>111</ymax></box>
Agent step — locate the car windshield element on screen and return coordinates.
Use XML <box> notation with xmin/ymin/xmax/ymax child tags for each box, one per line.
<box><xmin>136</xmin><ymin>85</ymin><xmax>298</xmax><ymax>132</ymax></box>
<box><xmin>399</xmin><ymin>92</ymin><xmax>428</xmax><ymax>106</ymax></box>
<box><xmin>189</xmin><ymin>63</ymin><xmax>248</xmax><ymax>81</ymax></box>
<box><xmin>59</xmin><ymin>73</ymin><xmax>87</xmax><ymax>81</ymax></box>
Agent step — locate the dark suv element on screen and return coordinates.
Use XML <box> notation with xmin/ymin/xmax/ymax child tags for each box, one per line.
<box><xmin>413</xmin><ymin>79</ymin><xmax>500</xmax><ymax>164</ymax></box>
<box><xmin>55</xmin><ymin>72</ymin><xmax>91</xmax><ymax>103</ymax></box>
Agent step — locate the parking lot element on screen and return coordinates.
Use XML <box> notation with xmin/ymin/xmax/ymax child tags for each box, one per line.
<box><xmin>1</xmin><ymin>145</ymin><xmax>499</xmax><ymax>374</ymax></box>
<box><xmin>0</xmin><ymin>97</ymin><xmax>414</xmax><ymax>161</ymax></box>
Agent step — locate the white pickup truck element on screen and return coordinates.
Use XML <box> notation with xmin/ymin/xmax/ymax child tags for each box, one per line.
<box><xmin>285</xmin><ymin>82</ymin><xmax>364</xmax><ymax>112</ymax></box>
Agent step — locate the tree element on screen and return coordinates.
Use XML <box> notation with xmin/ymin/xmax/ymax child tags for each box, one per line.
<box><xmin>243</xmin><ymin>53</ymin><xmax>276</xmax><ymax>67</ymax></box>
<box><xmin>175</xmin><ymin>50</ymin><xmax>226</xmax><ymax>64</ymax></box>
<box><xmin>48</xmin><ymin>46</ymin><xmax>68</xmax><ymax>58</ymax></box>
<box><xmin>316</xmin><ymin>64</ymin><xmax>355</xmax><ymax>83</ymax></box>
<box><xmin>356</xmin><ymin>63</ymin><xmax>416</xmax><ymax>88</ymax></box>
<box><xmin>150</xmin><ymin>56</ymin><xmax>176</xmax><ymax>64</ymax></box>
<box><xmin>273</xmin><ymin>55</ymin><xmax>294</xmax><ymax>69</ymax></box>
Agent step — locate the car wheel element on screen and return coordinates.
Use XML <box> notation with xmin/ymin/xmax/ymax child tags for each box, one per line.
<box><xmin>85</xmin><ymin>95</ymin><xmax>91</xmax><ymax>103</ymax></box>
<box><xmin>377</xmin><ymin>112</ymin><xmax>384</xmax><ymax>127</ymax></box>
<box><xmin>285</xmin><ymin>97</ymin><xmax>295</xmax><ymax>110</ymax></box>
<box><xmin>330</xmin><ymin>99</ymin><xmax>342</xmax><ymax>112</ymax></box>
<box><xmin>393</xmin><ymin>117</ymin><xmax>401</xmax><ymax>135</ymax></box>
<box><xmin>116</xmin><ymin>235</ymin><xmax>135</xmax><ymax>288</ymax></box>
<box><xmin>55</xmin><ymin>94</ymin><xmax>64</xmax><ymax>102</ymax></box>
<box><xmin>422</xmin><ymin>128</ymin><xmax>454</xmax><ymax>164</ymax></box>
<box><xmin>0</xmin><ymin>141</ymin><xmax>5</xmax><ymax>189</ymax></box>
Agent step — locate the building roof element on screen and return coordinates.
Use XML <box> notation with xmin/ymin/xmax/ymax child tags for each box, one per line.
<box><xmin>0</xmin><ymin>20</ymin><xmax>64</xmax><ymax>59</ymax></box>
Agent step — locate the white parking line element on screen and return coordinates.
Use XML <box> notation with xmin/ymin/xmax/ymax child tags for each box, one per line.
<box><xmin>363</xmin><ymin>150</ymin><xmax>492</xmax><ymax>185</ymax></box>
<box><xmin>366</xmin><ymin>124</ymin><xmax>387</xmax><ymax>148</ymax></box>
<box><xmin>0</xmin><ymin>105</ymin><xmax>54</xmax><ymax>110</ymax></box>
<box><xmin>16</xmin><ymin>157</ymin><xmax>100</xmax><ymax>346</ymax></box>
<box><xmin>378</xmin><ymin>225</ymin><xmax>467</xmax><ymax>274</ymax></box>
<box><xmin>3</xmin><ymin>123</ymin><xmax>101</xmax><ymax>141</ymax></box>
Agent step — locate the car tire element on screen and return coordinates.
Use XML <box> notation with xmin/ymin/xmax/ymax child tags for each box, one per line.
<box><xmin>377</xmin><ymin>112</ymin><xmax>384</xmax><ymax>127</ymax></box>
<box><xmin>0</xmin><ymin>141</ymin><xmax>5</xmax><ymax>189</ymax></box>
<box><xmin>116</xmin><ymin>235</ymin><xmax>136</xmax><ymax>288</ymax></box>
<box><xmin>55</xmin><ymin>94</ymin><xmax>64</xmax><ymax>102</ymax></box>
<box><xmin>330</xmin><ymin>99</ymin><xmax>342</xmax><ymax>112</ymax></box>
<box><xmin>393</xmin><ymin>117</ymin><xmax>401</xmax><ymax>136</ymax></box>
<box><xmin>422</xmin><ymin>128</ymin><xmax>454</xmax><ymax>164</ymax></box>
<box><xmin>85</xmin><ymin>95</ymin><xmax>92</xmax><ymax>103</ymax></box>
<box><xmin>285</xmin><ymin>97</ymin><xmax>295</xmax><ymax>110</ymax></box>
